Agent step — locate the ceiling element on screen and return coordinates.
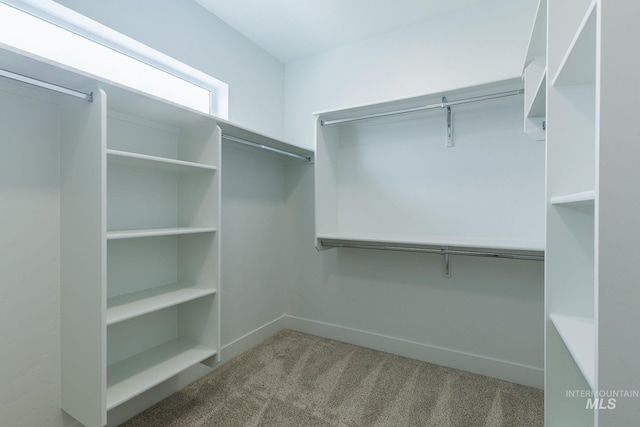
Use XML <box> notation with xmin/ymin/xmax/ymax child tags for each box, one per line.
<box><xmin>194</xmin><ymin>0</ymin><xmax>488</xmax><ymax>62</ymax></box>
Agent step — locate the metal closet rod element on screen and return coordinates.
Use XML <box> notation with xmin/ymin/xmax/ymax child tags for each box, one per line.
<box><xmin>320</xmin><ymin>240</ymin><xmax>544</xmax><ymax>261</ymax></box>
<box><xmin>0</xmin><ymin>68</ymin><xmax>93</xmax><ymax>102</ymax></box>
<box><xmin>222</xmin><ymin>133</ymin><xmax>312</xmax><ymax>162</ymax></box>
<box><xmin>320</xmin><ymin>88</ymin><xmax>524</xmax><ymax>126</ymax></box>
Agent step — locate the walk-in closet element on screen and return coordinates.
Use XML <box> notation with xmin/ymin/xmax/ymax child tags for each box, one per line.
<box><xmin>1</xmin><ymin>0</ymin><xmax>639</xmax><ymax>426</ymax></box>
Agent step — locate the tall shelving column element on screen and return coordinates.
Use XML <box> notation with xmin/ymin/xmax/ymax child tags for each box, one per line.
<box><xmin>61</xmin><ymin>85</ymin><xmax>222</xmax><ymax>427</ymax></box>
<box><xmin>546</xmin><ymin>0</ymin><xmax>597</xmax><ymax>424</ymax></box>
<box><xmin>104</xmin><ymin>94</ymin><xmax>222</xmax><ymax>415</ymax></box>
<box><xmin>546</xmin><ymin>0</ymin><xmax>640</xmax><ymax>425</ymax></box>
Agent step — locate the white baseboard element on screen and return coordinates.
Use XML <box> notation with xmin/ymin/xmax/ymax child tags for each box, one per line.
<box><xmin>106</xmin><ymin>313</ymin><xmax>542</xmax><ymax>426</ymax></box>
<box><xmin>284</xmin><ymin>315</ymin><xmax>543</xmax><ymax>389</ymax></box>
<box><xmin>219</xmin><ymin>315</ymin><xmax>288</xmax><ymax>363</ymax></box>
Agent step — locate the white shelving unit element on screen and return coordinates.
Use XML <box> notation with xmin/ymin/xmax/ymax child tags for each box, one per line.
<box><xmin>58</xmin><ymin>83</ymin><xmax>222</xmax><ymax>427</ymax></box>
<box><xmin>543</xmin><ymin>0</ymin><xmax>640</xmax><ymax>425</ymax></box>
<box><xmin>544</xmin><ymin>0</ymin><xmax>598</xmax><ymax>422</ymax></box>
<box><xmin>315</xmin><ymin>79</ymin><xmax>545</xmax><ymax>263</ymax></box>
<box><xmin>0</xmin><ymin>38</ymin><xmax>312</xmax><ymax>427</ymax></box>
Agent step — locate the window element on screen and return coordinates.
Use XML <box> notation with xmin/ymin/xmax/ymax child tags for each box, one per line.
<box><xmin>0</xmin><ymin>0</ymin><xmax>228</xmax><ymax>117</ymax></box>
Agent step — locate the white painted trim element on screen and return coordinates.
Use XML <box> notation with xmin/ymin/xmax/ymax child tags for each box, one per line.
<box><xmin>105</xmin><ymin>313</ymin><xmax>541</xmax><ymax>425</ymax></box>
<box><xmin>219</xmin><ymin>315</ymin><xmax>288</xmax><ymax>363</ymax></box>
<box><xmin>283</xmin><ymin>315</ymin><xmax>544</xmax><ymax>389</ymax></box>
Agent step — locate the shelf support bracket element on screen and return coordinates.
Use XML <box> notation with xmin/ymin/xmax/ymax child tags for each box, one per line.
<box><xmin>442</xmin><ymin>246</ymin><xmax>451</xmax><ymax>278</ymax></box>
<box><xmin>443</xmin><ymin>97</ymin><xmax>453</xmax><ymax>147</ymax></box>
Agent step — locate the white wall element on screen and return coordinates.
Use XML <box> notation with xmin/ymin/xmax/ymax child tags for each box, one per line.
<box><xmin>284</xmin><ymin>0</ymin><xmax>538</xmax><ymax>149</ymax></box>
<box><xmin>283</xmin><ymin>0</ymin><xmax>545</xmax><ymax>387</ymax></box>
<box><xmin>54</xmin><ymin>0</ymin><xmax>285</xmax><ymax>139</ymax></box>
<box><xmin>219</xmin><ymin>144</ymin><xmax>288</xmax><ymax>348</ymax></box>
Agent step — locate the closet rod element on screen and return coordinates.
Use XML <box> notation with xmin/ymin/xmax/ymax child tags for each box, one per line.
<box><xmin>320</xmin><ymin>241</ymin><xmax>544</xmax><ymax>261</ymax></box>
<box><xmin>0</xmin><ymin>68</ymin><xmax>93</xmax><ymax>102</ymax></box>
<box><xmin>222</xmin><ymin>134</ymin><xmax>312</xmax><ymax>162</ymax></box>
<box><xmin>320</xmin><ymin>89</ymin><xmax>524</xmax><ymax>126</ymax></box>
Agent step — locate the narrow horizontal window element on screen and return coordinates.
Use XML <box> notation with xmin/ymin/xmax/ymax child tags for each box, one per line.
<box><xmin>0</xmin><ymin>2</ymin><xmax>224</xmax><ymax>115</ymax></box>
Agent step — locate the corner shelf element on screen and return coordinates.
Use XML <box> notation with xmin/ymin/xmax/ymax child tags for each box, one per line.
<box><xmin>106</xmin><ymin>339</ymin><xmax>217</xmax><ymax>410</ymax></box>
<box><xmin>550</xmin><ymin>313</ymin><xmax>595</xmax><ymax>389</ymax></box>
<box><xmin>552</xmin><ymin>0</ymin><xmax>597</xmax><ymax>87</ymax></box>
<box><xmin>107</xmin><ymin>284</ymin><xmax>217</xmax><ymax>325</ymax></box>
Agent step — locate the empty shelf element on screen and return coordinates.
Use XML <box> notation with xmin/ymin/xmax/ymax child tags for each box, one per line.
<box><xmin>550</xmin><ymin>313</ymin><xmax>595</xmax><ymax>389</ymax></box>
<box><xmin>107</xmin><ymin>284</ymin><xmax>216</xmax><ymax>325</ymax></box>
<box><xmin>550</xmin><ymin>190</ymin><xmax>595</xmax><ymax>206</ymax></box>
<box><xmin>107</xmin><ymin>227</ymin><xmax>216</xmax><ymax>240</ymax></box>
<box><xmin>107</xmin><ymin>339</ymin><xmax>216</xmax><ymax>410</ymax></box>
<box><xmin>107</xmin><ymin>149</ymin><xmax>216</xmax><ymax>173</ymax></box>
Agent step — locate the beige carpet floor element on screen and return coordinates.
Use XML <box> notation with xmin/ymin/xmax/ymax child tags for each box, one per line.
<box><xmin>120</xmin><ymin>329</ymin><xmax>543</xmax><ymax>426</ymax></box>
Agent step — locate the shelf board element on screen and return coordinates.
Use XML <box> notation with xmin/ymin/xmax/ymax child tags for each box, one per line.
<box><xmin>550</xmin><ymin>313</ymin><xmax>595</xmax><ymax>389</ymax></box>
<box><xmin>550</xmin><ymin>190</ymin><xmax>596</xmax><ymax>206</ymax></box>
<box><xmin>106</xmin><ymin>339</ymin><xmax>216</xmax><ymax>410</ymax></box>
<box><xmin>552</xmin><ymin>0</ymin><xmax>597</xmax><ymax>87</ymax></box>
<box><xmin>107</xmin><ymin>227</ymin><xmax>216</xmax><ymax>240</ymax></box>
<box><xmin>106</xmin><ymin>149</ymin><xmax>216</xmax><ymax>173</ymax></box>
<box><xmin>107</xmin><ymin>284</ymin><xmax>216</xmax><ymax>325</ymax></box>
<box><xmin>217</xmin><ymin>120</ymin><xmax>314</xmax><ymax>163</ymax></box>
<box><xmin>317</xmin><ymin>232</ymin><xmax>544</xmax><ymax>254</ymax></box>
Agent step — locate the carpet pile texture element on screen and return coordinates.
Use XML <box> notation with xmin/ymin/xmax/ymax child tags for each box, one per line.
<box><xmin>120</xmin><ymin>329</ymin><xmax>543</xmax><ymax>426</ymax></box>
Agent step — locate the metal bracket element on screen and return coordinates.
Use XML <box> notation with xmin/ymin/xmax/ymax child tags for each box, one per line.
<box><xmin>443</xmin><ymin>97</ymin><xmax>453</xmax><ymax>147</ymax></box>
<box><xmin>442</xmin><ymin>246</ymin><xmax>451</xmax><ymax>278</ymax></box>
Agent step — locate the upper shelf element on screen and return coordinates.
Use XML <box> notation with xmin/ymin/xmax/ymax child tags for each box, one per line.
<box><xmin>315</xmin><ymin>78</ymin><xmax>524</xmax><ymax>126</ymax></box>
<box><xmin>217</xmin><ymin>120</ymin><xmax>314</xmax><ymax>163</ymax></box>
<box><xmin>552</xmin><ymin>1</ymin><xmax>597</xmax><ymax>87</ymax></box>
<box><xmin>0</xmin><ymin>49</ymin><xmax>313</xmax><ymax>164</ymax></box>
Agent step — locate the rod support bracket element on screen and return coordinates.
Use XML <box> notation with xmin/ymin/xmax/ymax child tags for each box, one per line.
<box><xmin>443</xmin><ymin>97</ymin><xmax>453</xmax><ymax>147</ymax></box>
<box><xmin>442</xmin><ymin>246</ymin><xmax>451</xmax><ymax>278</ymax></box>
